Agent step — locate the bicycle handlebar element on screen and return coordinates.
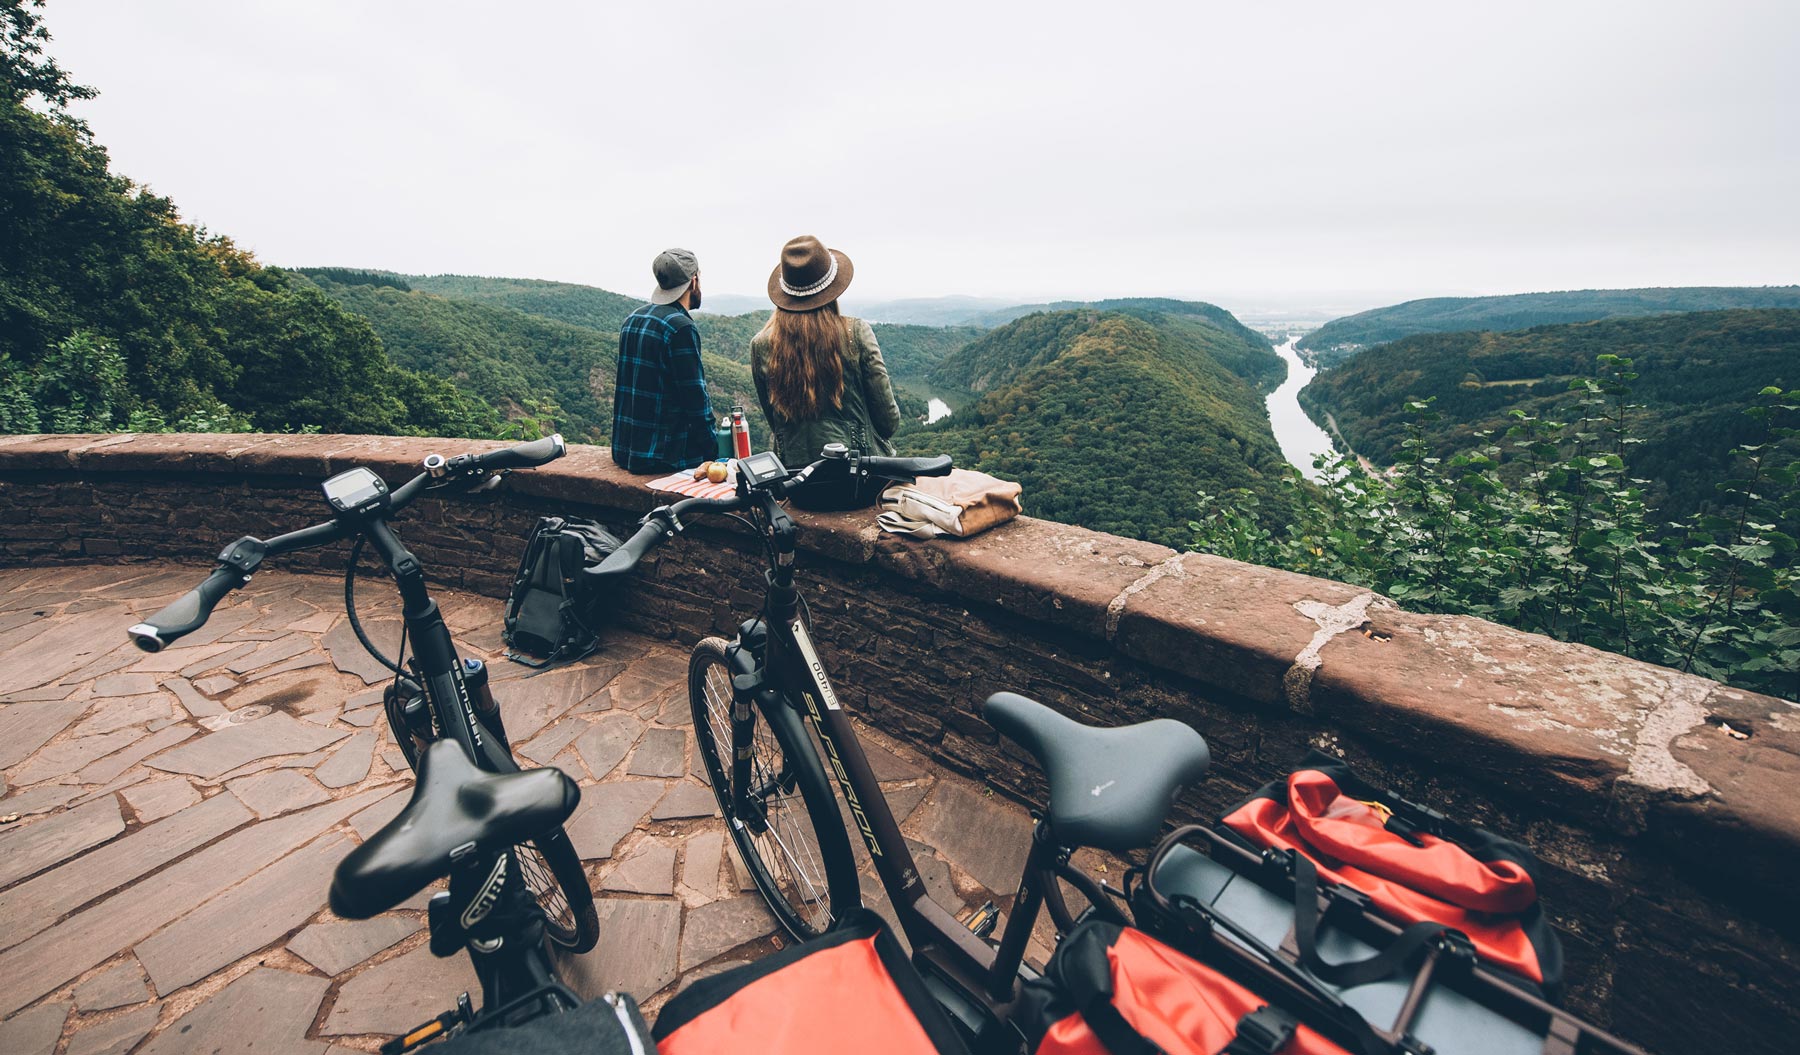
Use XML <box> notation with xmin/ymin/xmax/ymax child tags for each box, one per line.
<box><xmin>589</xmin><ymin>493</ymin><xmax>748</xmax><ymax>581</ymax></box>
<box><xmin>472</xmin><ymin>433</ymin><xmax>565</xmax><ymax>472</ymax></box>
<box><xmin>127</xmin><ymin>566</ymin><xmax>243</xmax><ymax>652</ymax></box>
<box><xmin>857</xmin><ymin>454</ymin><xmax>953</xmax><ymax>479</ymax></box>
<box><xmin>127</xmin><ymin>435</ymin><xmax>567</xmax><ymax>652</ymax></box>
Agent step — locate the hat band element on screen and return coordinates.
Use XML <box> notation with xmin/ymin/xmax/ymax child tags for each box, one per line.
<box><xmin>779</xmin><ymin>255</ymin><xmax>838</xmax><ymax>299</ymax></box>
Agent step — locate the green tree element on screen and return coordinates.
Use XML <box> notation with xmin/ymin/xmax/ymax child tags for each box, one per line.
<box><xmin>1</xmin><ymin>0</ymin><xmax>95</xmax><ymax>114</ymax></box>
<box><xmin>0</xmin><ymin>15</ymin><xmax>498</xmax><ymax>440</ymax></box>
<box><xmin>1194</xmin><ymin>364</ymin><xmax>1799</xmax><ymax>700</ymax></box>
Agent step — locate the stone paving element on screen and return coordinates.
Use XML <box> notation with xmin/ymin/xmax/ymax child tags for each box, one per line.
<box><xmin>0</xmin><ymin>564</ymin><xmax>1092</xmax><ymax>1054</ymax></box>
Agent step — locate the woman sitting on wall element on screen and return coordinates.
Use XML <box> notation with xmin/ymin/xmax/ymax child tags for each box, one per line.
<box><xmin>750</xmin><ymin>235</ymin><xmax>902</xmax><ymax>510</ymax></box>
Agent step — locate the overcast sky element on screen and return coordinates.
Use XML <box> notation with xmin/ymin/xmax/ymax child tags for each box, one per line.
<box><xmin>40</xmin><ymin>1</ymin><xmax>1800</xmax><ymax>314</ymax></box>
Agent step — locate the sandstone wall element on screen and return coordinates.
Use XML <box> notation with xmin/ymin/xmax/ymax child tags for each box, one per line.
<box><xmin>2</xmin><ymin>432</ymin><xmax>1796</xmax><ymax>1054</ymax></box>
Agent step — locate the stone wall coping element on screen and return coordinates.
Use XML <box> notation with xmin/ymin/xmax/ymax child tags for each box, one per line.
<box><xmin>4</xmin><ymin>431</ymin><xmax>1797</xmax><ymax>894</ymax></box>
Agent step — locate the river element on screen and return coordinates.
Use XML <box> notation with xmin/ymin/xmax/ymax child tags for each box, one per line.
<box><xmin>923</xmin><ymin>342</ymin><xmax>1330</xmax><ymax>476</ymax></box>
<box><xmin>1265</xmin><ymin>337</ymin><xmax>1336</xmax><ymax>480</ymax></box>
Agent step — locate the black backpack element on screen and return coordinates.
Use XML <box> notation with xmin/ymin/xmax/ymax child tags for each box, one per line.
<box><xmin>502</xmin><ymin>516</ymin><xmax>622</xmax><ymax>668</ymax></box>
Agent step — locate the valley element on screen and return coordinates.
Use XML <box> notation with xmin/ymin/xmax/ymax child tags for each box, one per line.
<box><xmin>4</xmin><ymin>31</ymin><xmax>1793</xmax><ymax>694</ymax></box>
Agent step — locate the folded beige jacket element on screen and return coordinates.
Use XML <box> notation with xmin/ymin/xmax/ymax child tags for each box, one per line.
<box><xmin>876</xmin><ymin>469</ymin><xmax>1023</xmax><ymax>538</ymax></box>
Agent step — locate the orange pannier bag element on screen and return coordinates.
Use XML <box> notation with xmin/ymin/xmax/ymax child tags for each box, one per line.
<box><xmin>1027</xmin><ymin>920</ymin><xmax>1352</xmax><ymax>1055</ymax></box>
<box><xmin>1219</xmin><ymin>752</ymin><xmax>1562</xmax><ymax>992</ymax></box>
<box><xmin>652</xmin><ymin>909</ymin><xmax>970</xmax><ymax>1055</ymax></box>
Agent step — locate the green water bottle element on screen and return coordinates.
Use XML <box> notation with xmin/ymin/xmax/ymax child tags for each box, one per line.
<box><xmin>714</xmin><ymin>418</ymin><xmax>733</xmax><ymax>459</ymax></box>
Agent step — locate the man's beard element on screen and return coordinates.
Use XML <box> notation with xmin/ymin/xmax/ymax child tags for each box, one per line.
<box><xmin>688</xmin><ymin>285</ymin><xmax>702</xmax><ymax>310</ymax></box>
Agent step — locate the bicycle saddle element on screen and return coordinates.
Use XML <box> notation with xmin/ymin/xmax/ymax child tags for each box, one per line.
<box><xmin>329</xmin><ymin>739</ymin><xmax>580</xmax><ymax>920</ymax></box>
<box><xmin>983</xmin><ymin>692</ymin><xmax>1210</xmax><ymax>853</ymax></box>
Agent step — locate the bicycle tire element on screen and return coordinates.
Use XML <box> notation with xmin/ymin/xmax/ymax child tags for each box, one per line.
<box><xmin>689</xmin><ymin>636</ymin><xmax>859</xmax><ymax>942</ymax></box>
<box><xmin>382</xmin><ymin>690</ymin><xmax>599</xmax><ymax>952</ymax></box>
<box><xmin>520</xmin><ymin>828</ymin><xmax>599</xmax><ymax>953</ymax></box>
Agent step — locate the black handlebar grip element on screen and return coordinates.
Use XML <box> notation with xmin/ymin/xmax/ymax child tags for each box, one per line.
<box><xmin>590</xmin><ymin>517</ymin><xmax>670</xmax><ymax>580</ymax></box>
<box><xmin>862</xmin><ymin>454</ymin><xmax>954</xmax><ymax>479</ymax></box>
<box><xmin>127</xmin><ymin>566</ymin><xmax>244</xmax><ymax>652</ymax></box>
<box><xmin>476</xmin><ymin>433</ymin><xmax>566</xmax><ymax>471</ymax></box>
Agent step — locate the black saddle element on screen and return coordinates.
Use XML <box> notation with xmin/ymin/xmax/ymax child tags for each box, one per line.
<box><xmin>330</xmin><ymin>739</ymin><xmax>580</xmax><ymax>920</ymax></box>
<box><xmin>983</xmin><ymin>692</ymin><xmax>1210</xmax><ymax>853</ymax></box>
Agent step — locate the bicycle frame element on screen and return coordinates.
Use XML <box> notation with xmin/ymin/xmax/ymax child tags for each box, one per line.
<box><xmin>359</xmin><ymin>517</ymin><xmax>564</xmax><ymax>1016</ymax></box>
<box><xmin>725</xmin><ymin>489</ymin><xmax>1072</xmax><ymax>1039</ymax></box>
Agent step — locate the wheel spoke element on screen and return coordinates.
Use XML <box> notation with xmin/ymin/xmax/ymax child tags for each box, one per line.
<box><xmin>692</xmin><ymin>643</ymin><xmax>844</xmax><ymax>939</ymax></box>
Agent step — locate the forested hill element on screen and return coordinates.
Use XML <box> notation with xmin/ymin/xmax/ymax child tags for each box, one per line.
<box><xmin>1298</xmin><ymin>286</ymin><xmax>1800</xmax><ymax>367</ymax></box>
<box><xmin>405</xmin><ymin>274</ymin><xmax>642</xmax><ymax>332</ymax></box>
<box><xmin>399</xmin><ymin>272</ymin><xmax>983</xmax><ymax>392</ymax></box>
<box><xmin>298</xmin><ymin>269</ymin><xmax>981</xmax><ymax>439</ymax></box>
<box><xmin>1298</xmin><ymin>309</ymin><xmax>1800</xmax><ymax>522</ymax></box>
<box><xmin>928</xmin><ymin>299</ymin><xmax>1282</xmax><ymax>398</ymax></box>
<box><xmin>295</xmin><ymin>273</ymin><xmax>764</xmax><ymax>444</ymax></box>
<box><xmin>0</xmin><ymin>81</ymin><xmax>492</xmax><ymax>437</ymax></box>
<box><xmin>897</xmin><ymin>307</ymin><xmax>1292</xmax><ymax>547</ymax></box>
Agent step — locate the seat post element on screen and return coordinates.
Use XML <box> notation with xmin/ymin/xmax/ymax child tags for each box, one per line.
<box><xmin>987</xmin><ymin>819</ymin><xmax>1063</xmax><ymax>1001</ymax></box>
<box><xmin>444</xmin><ymin>848</ymin><xmax>562</xmax><ymax>1014</ymax></box>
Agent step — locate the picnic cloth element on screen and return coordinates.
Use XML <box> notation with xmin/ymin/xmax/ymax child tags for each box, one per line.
<box><xmin>646</xmin><ymin>463</ymin><xmax>738</xmax><ymax>500</ymax></box>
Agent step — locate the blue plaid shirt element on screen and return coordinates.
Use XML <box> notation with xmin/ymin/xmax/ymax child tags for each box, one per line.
<box><xmin>611</xmin><ymin>302</ymin><xmax>715</xmax><ymax>474</ymax></box>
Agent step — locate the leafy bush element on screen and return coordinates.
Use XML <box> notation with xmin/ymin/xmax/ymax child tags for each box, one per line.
<box><xmin>1193</xmin><ymin>356</ymin><xmax>1799</xmax><ymax>700</ymax></box>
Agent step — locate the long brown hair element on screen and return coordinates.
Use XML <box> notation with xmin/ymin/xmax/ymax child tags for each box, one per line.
<box><xmin>763</xmin><ymin>301</ymin><xmax>848</xmax><ymax>421</ymax></box>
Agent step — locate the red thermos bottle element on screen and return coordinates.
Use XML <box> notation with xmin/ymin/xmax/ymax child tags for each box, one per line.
<box><xmin>730</xmin><ymin>406</ymin><xmax>751</xmax><ymax>458</ymax></box>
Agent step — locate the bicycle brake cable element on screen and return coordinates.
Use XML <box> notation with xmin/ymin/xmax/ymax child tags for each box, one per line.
<box><xmin>345</xmin><ymin>533</ymin><xmax>406</xmax><ymax>676</ymax></box>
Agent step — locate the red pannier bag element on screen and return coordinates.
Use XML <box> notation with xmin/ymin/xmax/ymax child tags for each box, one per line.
<box><xmin>1219</xmin><ymin>751</ymin><xmax>1562</xmax><ymax>992</ymax></box>
<box><xmin>652</xmin><ymin>909</ymin><xmax>970</xmax><ymax>1055</ymax></box>
<box><xmin>1027</xmin><ymin>919</ymin><xmax>1351</xmax><ymax>1055</ymax></box>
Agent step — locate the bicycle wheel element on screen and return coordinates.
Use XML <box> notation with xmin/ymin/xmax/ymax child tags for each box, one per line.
<box><xmin>519</xmin><ymin>828</ymin><xmax>599</xmax><ymax>952</ymax></box>
<box><xmin>689</xmin><ymin>637</ymin><xmax>859</xmax><ymax>941</ymax></box>
<box><xmin>384</xmin><ymin>692</ymin><xmax>599</xmax><ymax>952</ymax></box>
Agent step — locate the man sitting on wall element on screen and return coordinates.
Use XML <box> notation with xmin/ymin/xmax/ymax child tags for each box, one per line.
<box><xmin>611</xmin><ymin>248</ymin><xmax>715</xmax><ymax>474</ymax></box>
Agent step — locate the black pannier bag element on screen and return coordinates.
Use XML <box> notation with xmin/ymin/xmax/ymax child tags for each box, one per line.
<box><xmin>652</xmin><ymin>909</ymin><xmax>971</xmax><ymax>1055</ymax></box>
<box><xmin>1122</xmin><ymin>755</ymin><xmax>1647</xmax><ymax>1055</ymax></box>
<box><xmin>502</xmin><ymin>516</ymin><xmax>622</xmax><ymax>668</ymax></box>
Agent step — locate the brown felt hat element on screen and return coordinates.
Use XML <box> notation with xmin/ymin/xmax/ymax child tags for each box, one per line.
<box><xmin>767</xmin><ymin>235</ymin><xmax>854</xmax><ymax>311</ymax></box>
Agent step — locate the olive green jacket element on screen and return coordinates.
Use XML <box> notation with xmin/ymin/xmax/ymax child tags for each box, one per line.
<box><xmin>750</xmin><ymin>316</ymin><xmax>901</xmax><ymax>463</ymax></box>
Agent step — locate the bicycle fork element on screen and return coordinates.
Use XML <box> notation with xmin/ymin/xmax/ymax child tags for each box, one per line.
<box><xmin>729</xmin><ymin>681</ymin><xmax>758</xmax><ymax>827</ymax></box>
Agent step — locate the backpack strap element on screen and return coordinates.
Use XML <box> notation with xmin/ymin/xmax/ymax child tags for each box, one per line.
<box><xmin>1288</xmin><ymin>851</ymin><xmax>1452</xmax><ymax>989</ymax></box>
<box><xmin>503</xmin><ymin>517</ymin><xmax>560</xmax><ymax>635</ymax></box>
<box><xmin>543</xmin><ymin>533</ymin><xmax>598</xmax><ymax>664</ymax></box>
<box><xmin>505</xmin><ymin>518</ymin><xmax>576</xmax><ymax>668</ymax></box>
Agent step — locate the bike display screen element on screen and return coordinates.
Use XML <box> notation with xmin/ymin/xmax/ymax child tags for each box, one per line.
<box><xmin>321</xmin><ymin>466</ymin><xmax>389</xmax><ymax>514</ymax></box>
<box><xmin>737</xmin><ymin>452</ymin><xmax>788</xmax><ymax>487</ymax></box>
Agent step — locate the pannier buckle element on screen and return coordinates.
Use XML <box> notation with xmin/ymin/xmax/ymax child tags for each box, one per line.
<box><xmin>1259</xmin><ymin>847</ymin><xmax>1295</xmax><ymax>879</ymax></box>
<box><xmin>1435</xmin><ymin>929</ymin><xmax>1477</xmax><ymax>973</ymax></box>
<box><xmin>1326</xmin><ymin>883</ymin><xmax>1372</xmax><ymax>920</ymax></box>
<box><xmin>1232</xmin><ymin>1006</ymin><xmax>1297</xmax><ymax>1054</ymax></box>
<box><xmin>1385</xmin><ymin>804</ymin><xmax>1450</xmax><ymax>846</ymax></box>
